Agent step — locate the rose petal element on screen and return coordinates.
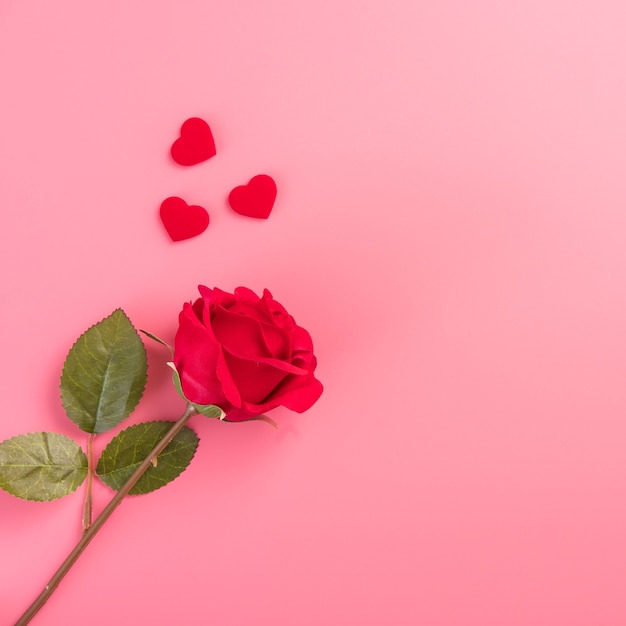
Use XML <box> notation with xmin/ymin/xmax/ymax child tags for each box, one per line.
<box><xmin>234</xmin><ymin>286</ymin><xmax>263</xmax><ymax>303</ymax></box>
<box><xmin>264</xmin><ymin>375</ymin><xmax>324</xmax><ymax>413</ymax></box>
<box><xmin>198</xmin><ymin>285</ymin><xmax>236</xmax><ymax>313</ymax></box>
<box><xmin>224</xmin><ymin>406</ymin><xmax>264</xmax><ymax>421</ymax></box>
<box><xmin>211</xmin><ymin>307</ymin><xmax>271</xmax><ymax>359</ymax></box>
<box><xmin>174</xmin><ymin>303</ymin><xmax>226</xmax><ymax>406</ymax></box>
<box><xmin>214</xmin><ymin>347</ymin><xmax>242</xmax><ymax>407</ymax></box>
<box><xmin>236</xmin><ymin>375</ymin><xmax>323</xmax><ymax>418</ymax></box>
<box><xmin>192</xmin><ymin>297</ymin><xmax>204</xmax><ymax>320</ymax></box>
<box><xmin>222</xmin><ymin>353</ymin><xmax>289</xmax><ymax>404</ymax></box>
<box><xmin>289</xmin><ymin>325</ymin><xmax>314</xmax><ymax>353</ymax></box>
<box><xmin>231</xmin><ymin>301</ymin><xmax>274</xmax><ymax>324</ymax></box>
<box><xmin>259</xmin><ymin>322</ymin><xmax>290</xmax><ymax>359</ymax></box>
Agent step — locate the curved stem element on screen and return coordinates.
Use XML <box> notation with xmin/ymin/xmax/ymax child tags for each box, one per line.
<box><xmin>15</xmin><ymin>404</ymin><xmax>198</xmax><ymax>626</ymax></box>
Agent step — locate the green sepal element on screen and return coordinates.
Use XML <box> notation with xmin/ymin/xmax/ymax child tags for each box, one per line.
<box><xmin>139</xmin><ymin>329</ymin><xmax>173</xmax><ymax>356</ymax></box>
<box><xmin>0</xmin><ymin>432</ymin><xmax>87</xmax><ymax>501</ymax></box>
<box><xmin>60</xmin><ymin>309</ymin><xmax>148</xmax><ymax>434</ymax></box>
<box><xmin>166</xmin><ymin>362</ymin><xmax>224</xmax><ymax>419</ymax></box>
<box><xmin>222</xmin><ymin>414</ymin><xmax>278</xmax><ymax>428</ymax></box>
<box><xmin>96</xmin><ymin>421</ymin><xmax>199</xmax><ymax>495</ymax></box>
<box><xmin>192</xmin><ymin>403</ymin><xmax>224</xmax><ymax>419</ymax></box>
<box><xmin>166</xmin><ymin>361</ymin><xmax>186</xmax><ymax>401</ymax></box>
<box><xmin>249</xmin><ymin>415</ymin><xmax>278</xmax><ymax>429</ymax></box>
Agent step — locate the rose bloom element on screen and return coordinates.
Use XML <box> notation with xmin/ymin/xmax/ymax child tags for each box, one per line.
<box><xmin>174</xmin><ymin>286</ymin><xmax>323</xmax><ymax>421</ymax></box>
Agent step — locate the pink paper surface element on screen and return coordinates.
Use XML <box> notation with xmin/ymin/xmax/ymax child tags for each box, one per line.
<box><xmin>2</xmin><ymin>1</ymin><xmax>626</xmax><ymax>624</ymax></box>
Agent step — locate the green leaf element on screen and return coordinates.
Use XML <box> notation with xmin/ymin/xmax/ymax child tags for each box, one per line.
<box><xmin>166</xmin><ymin>362</ymin><xmax>224</xmax><ymax>419</ymax></box>
<box><xmin>60</xmin><ymin>309</ymin><xmax>148</xmax><ymax>434</ymax></box>
<box><xmin>96</xmin><ymin>421</ymin><xmax>199</xmax><ymax>495</ymax></box>
<box><xmin>0</xmin><ymin>433</ymin><xmax>87</xmax><ymax>501</ymax></box>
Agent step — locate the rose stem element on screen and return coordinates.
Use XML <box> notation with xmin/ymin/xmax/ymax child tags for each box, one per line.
<box><xmin>15</xmin><ymin>404</ymin><xmax>198</xmax><ymax>626</ymax></box>
<box><xmin>82</xmin><ymin>433</ymin><xmax>96</xmax><ymax>533</ymax></box>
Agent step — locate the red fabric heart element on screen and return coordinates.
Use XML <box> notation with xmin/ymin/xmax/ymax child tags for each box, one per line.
<box><xmin>228</xmin><ymin>175</ymin><xmax>277</xmax><ymax>219</ymax></box>
<box><xmin>171</xmin><ymin>118</ymin><xmax>217</xmax><ymax>166</ymax></box>
<box><xmin>160</xmin><ymin>197</ymin><xmax>209</xmax><ymax>241</ymax></box>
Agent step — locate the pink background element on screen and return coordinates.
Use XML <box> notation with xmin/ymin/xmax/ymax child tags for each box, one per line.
<box><xmin>1</xmin><ymin>1</ymin><xmax>626</xmax><ymax>624</ymax></box>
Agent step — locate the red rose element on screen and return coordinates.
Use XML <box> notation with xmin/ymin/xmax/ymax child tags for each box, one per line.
<box><xmin>173</xmin><ymin>286</ymin><xmax>323</xmax><ymax>421</ymax></box>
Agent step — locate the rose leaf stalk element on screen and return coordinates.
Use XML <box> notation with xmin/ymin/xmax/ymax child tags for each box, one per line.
<box><xmin>82</xmin><ymin>433</ymin><xmax>96</xmax><ymax>533</ymax></box>
<box><xmin>15</xmin><ymin>403</ymin><xmax>198</xmax><ymax>626</ymax></box>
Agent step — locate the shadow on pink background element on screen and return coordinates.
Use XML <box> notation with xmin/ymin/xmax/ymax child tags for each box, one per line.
<box><xmin>1</xmin><ymin>1</ymin><xmax>626</xmax><ymax>624</ymax></box>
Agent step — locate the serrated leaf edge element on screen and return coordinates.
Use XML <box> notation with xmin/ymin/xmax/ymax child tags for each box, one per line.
<box><xmin>0</xmin><ymin>431</ymin><xmax>88</xmax><ymax>502</ymax></box>
<box><xmin>95</xmin><ymin>420</ymin><xmax>200</xmax><ymax>496</ymax></box>
<box><xmin>60</xmin><ymin>308</ymin><xmax>148</xmax><ymax>433</ymax></box>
